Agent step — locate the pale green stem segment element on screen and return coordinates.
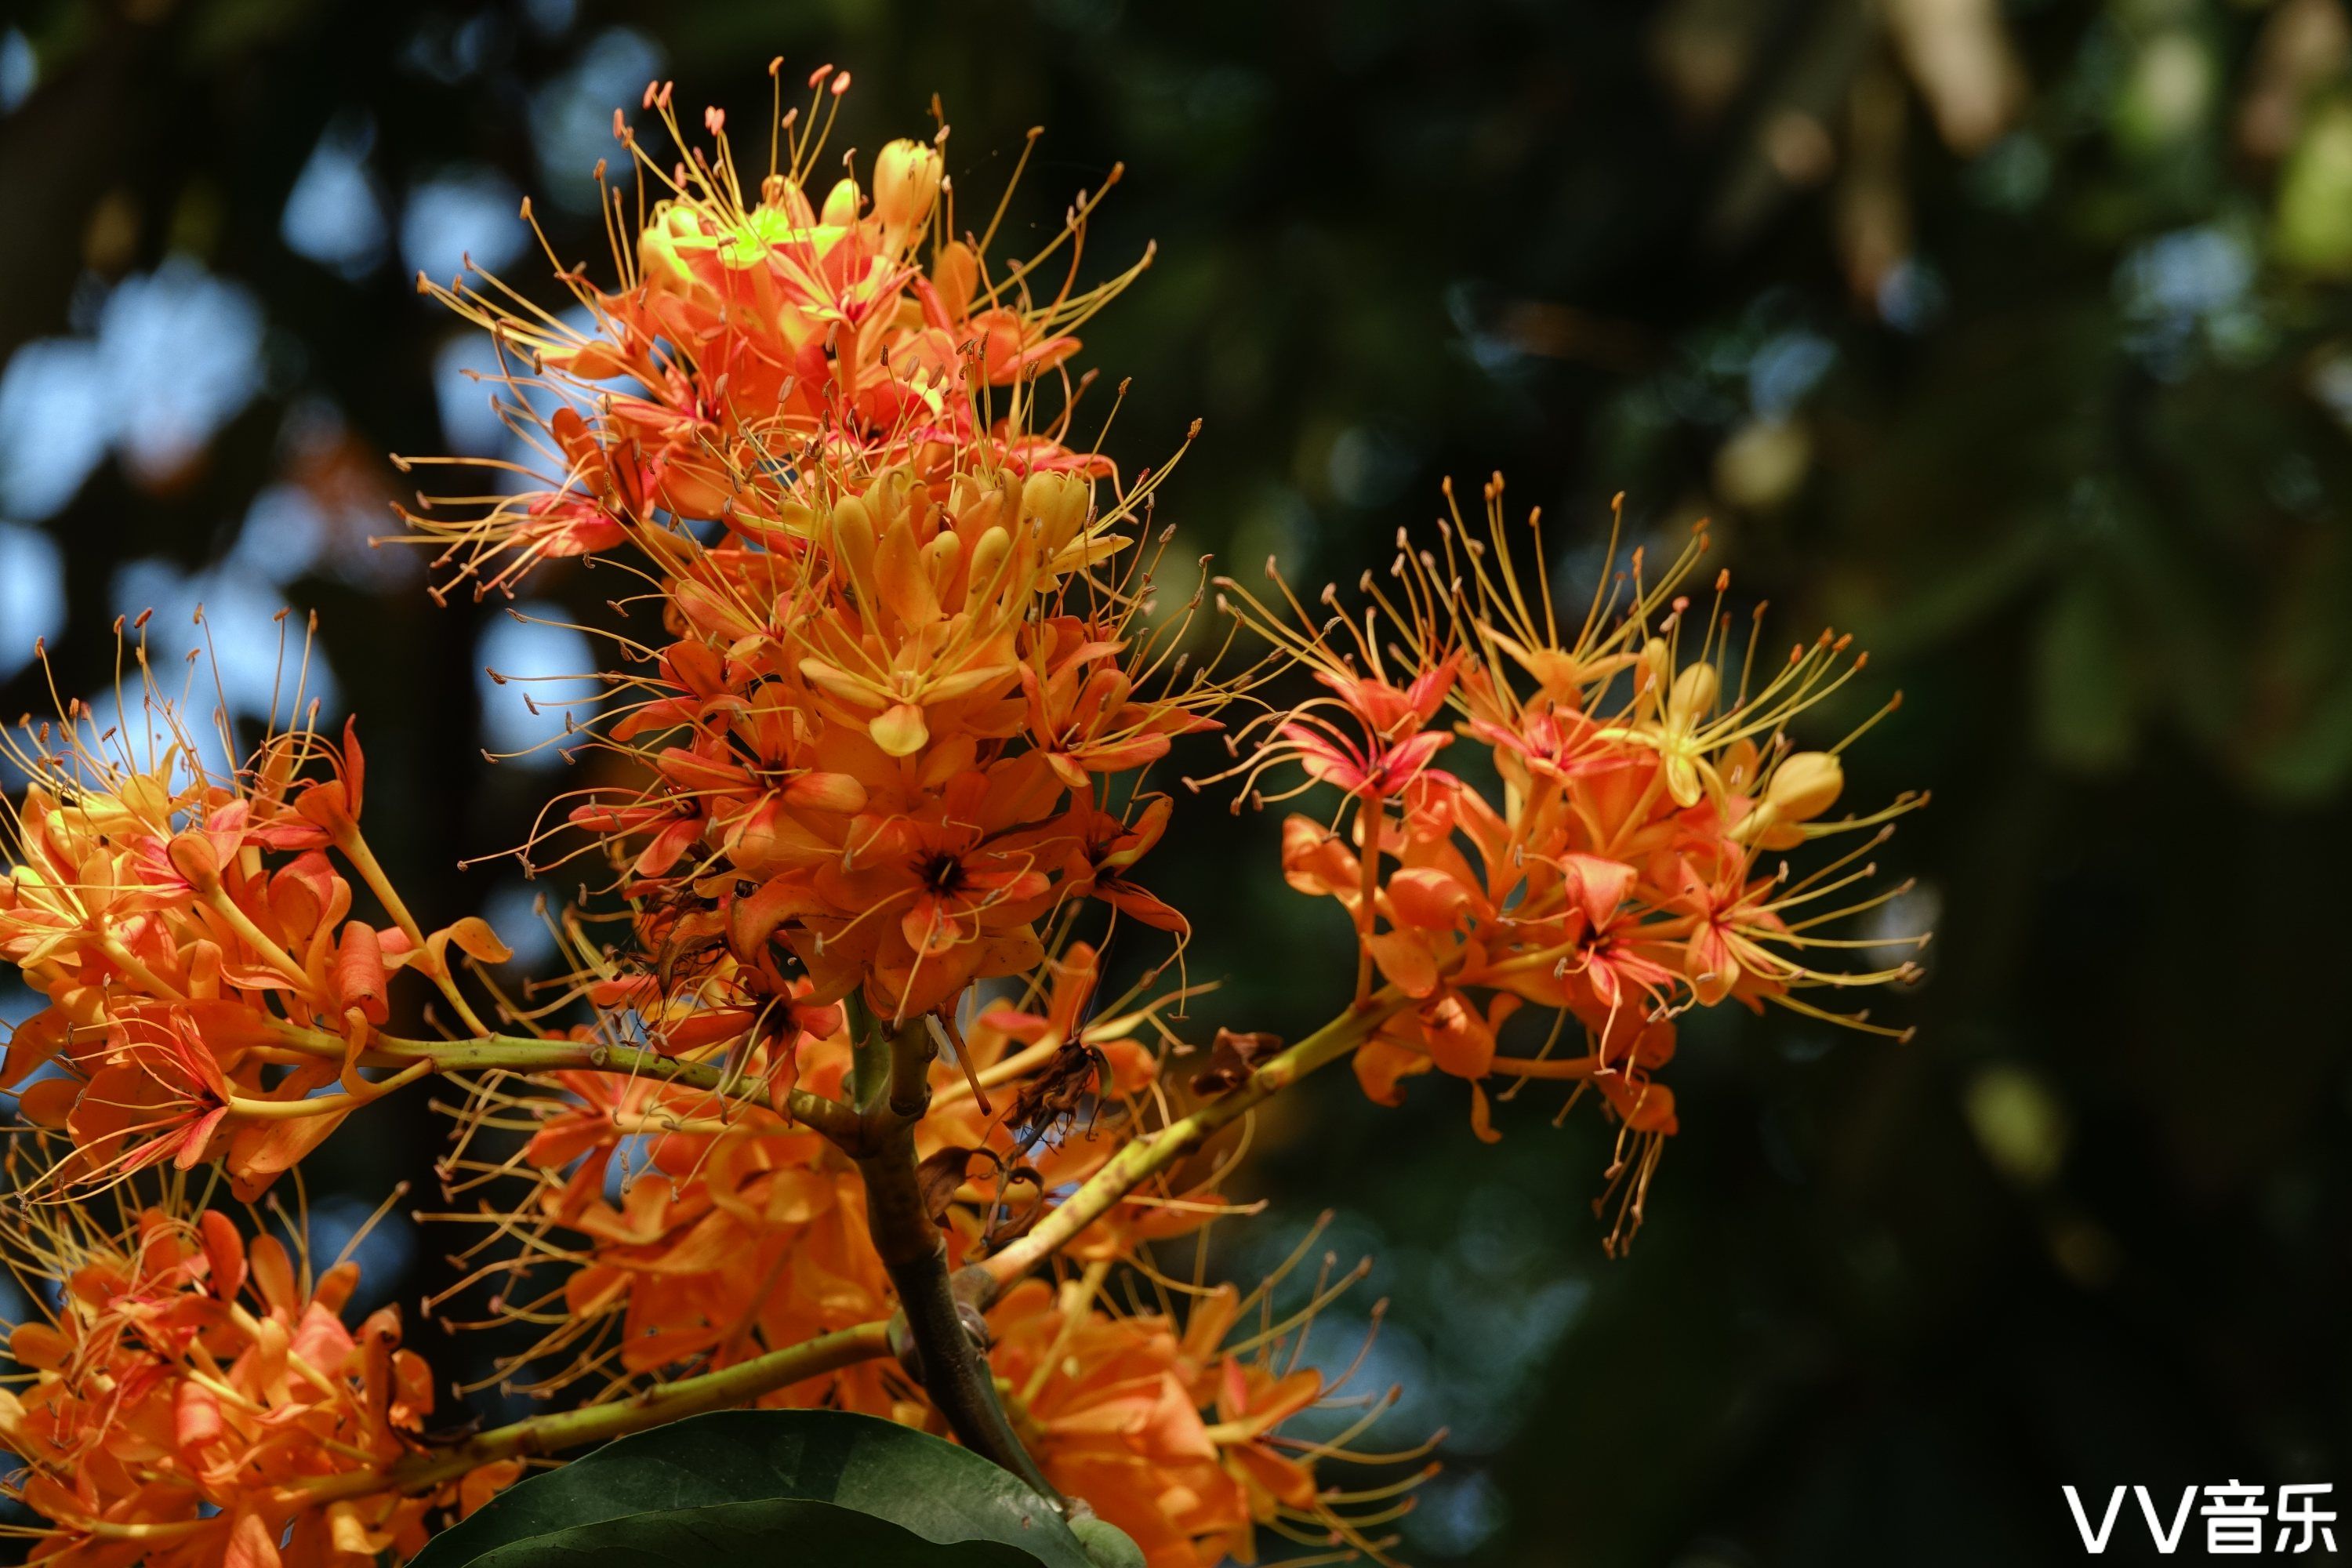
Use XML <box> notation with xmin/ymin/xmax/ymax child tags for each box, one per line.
<box><xmin>272</xmin><ymin>1025</ymin><xmax>862</xmax><ymax>1144</ymax></box>
<box><xmin>290</xmin><ymin>1319</ymin><xmax>892</xmax><ymax>1506</ymax></box>
<box><xmin>978</xmin><ymin>990</ymin><xmax>1410</xmax><ymax>1290</ymax></box>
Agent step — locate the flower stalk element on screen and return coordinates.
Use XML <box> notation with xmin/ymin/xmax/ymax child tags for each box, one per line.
<box><xmin>848</xmin><ymin>1004</ymin><xmax>1065</xmax><ymax>1503</ymax></box>
<box><xmin>295</xmin><ymin>1320</ymin><xmax>893</xmax><ymax>1507</ymax></box>
<box><xmin>264</xmin><ymin>1022</ymin><xmax>863</xmax><ymax>1142</ymax></box>
<box><xmin>981</xmin><ymin>989</ymin><xmax>1412</xmax><ymax>1290</ymax></box>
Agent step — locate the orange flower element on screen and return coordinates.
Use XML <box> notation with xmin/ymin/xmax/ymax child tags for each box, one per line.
<box><xmin>396</xmin><ymin>73</ymin><xmax>1232</xmax><ymax>1037</ymax></box>
<box><xmin>49</xmin><ymin>1007</ymin><xmax>235</xmax><ymax>1180</ymax></box>
<box><xmin>0</xmin><ymin>1161</ymin><xmax>515</xmax><ymax>1566</ymax></box>
<box><xmin>1219</xmin><ymin>477</ymin><xmax>1928</xmax><ymax>1247</ymax></box>
<box><xmin>0</xmin><ymin>644</ymin><xmax>504</xmax><ymax>1198</ymax></box>
<box><xmin>1060</xmin><ymin>796</ymin><xmax>1191</xmax><ymax>938</ymax></box>
<box><xmin>437</xmin><ymin>956</ymin><xmax>1185</xmax><ymax>1408</ymax></box>
<box><xmin>397</xmin><ymin>71</ymin><xmax>1147</xmax><ymax>601</ymax></box>
<box><xmin>985</xmin><ymin>1265</ymin><xmax>1429</xmax><ymax>1568</ymax></box>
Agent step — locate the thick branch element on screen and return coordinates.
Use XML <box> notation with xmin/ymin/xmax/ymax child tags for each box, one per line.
<box><xmin>850</xmin><ymin>1013</ymin><xmax>1063</xmax><ymax>1502</ymax></box>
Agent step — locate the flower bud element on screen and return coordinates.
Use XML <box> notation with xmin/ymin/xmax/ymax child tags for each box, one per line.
<box><xmin>1668</xmin><ymin>662</ymin><xmax>1719</xmax><ymax>728</ymax></box>
<box><xmin>638</xmin><ymin>206</ymin><xmax>706</xmax><ymax>297</ymax></box>
<box><xmin>1766</xmin><ymin>750</ymin><xmax>1843</xmax><ymax>823</ymax></box>
<box><xmin>165</xmin><ymin>832</ymin><xmax>222</xmax><ymax>894</ymax></box>
<box><xmin>1021</xmin><ymin>471</ymin><xmax>1090</xmax><ymax>552</ymax></box>
<box><xmin>820</xmin><ymin>176</ymin><xmax>862</xmax><ymax>227</ymax></box>
<box><xmin>932</xmin><ymin>240</ymin><xmax>978</xmax><ymax>320</ymax></box>
<box><xmin>829</xmin><ymin>494</ymin><xmax>877</xmax><ymax>583</ymax></box>
<box><xmin>757</xmin><ymin>173</ymin><xmax>815</xmax><ymax>227</ymax></box>
<box><xmin>967</xmin><ymin>525</ymin><xmax>1011</xmax><ymax>593</ymax></box>
<box><xmin>1635</xmin><ymin>640</ymin><xmax>1671</xmax><ymax>713</ymax></box>
<box><xmin>924</xmin><ymin>529</ymin><xmax>964</xmax><ymax>594</ymax></box>
<box><xmin>873</xmin><ymin>139</ymin><xmax>943</xmax><ymax>236</ymax></box>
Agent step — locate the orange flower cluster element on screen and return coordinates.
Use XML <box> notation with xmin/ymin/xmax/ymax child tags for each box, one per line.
<box><xmin>0</xmin><ymin>56</ymin><xmax>1926</xmax><ymax>1568</ymax></box>
<box><xmin>441</xmin><ymin>943</ymin><xmax>1202</xmax><ymax>1408</ymax></box>
<box><xmin>404</xmin><ymin>67</ymin><xmax>1149</xmax><ymax>601</ymax></box>
<box><xmin>554</xmin><ymin>455</ymin><xmax>1217</xmax><ymax>1022</ymax></box>
<box><xmin>1218</xmin><ymin>479</ymin><xmax>1926</xmax><ymax>1248</ymax></box>
<box><xmin>985</xmin><ymin>1270</ymin><xmax>1428</xmax><ymax>1568</ymax></box>
<box><xmin>403</xmin><ymin>71</ymin><xmax>1221</xmax><ymax>1028</ymax></box>
<box><xmin>0</xmin><ymin>643</ymin><xmax>505</xmax><ymax>1199</ymax></box>
<box><xmin>0</xmin><ymin>1174</ymin><xmax>513</xmax><ymax>1566</ymax></box>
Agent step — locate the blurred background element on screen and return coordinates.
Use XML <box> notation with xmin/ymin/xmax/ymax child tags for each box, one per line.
<box><xmin>4</xmin><ymin>0</ymin><xmax>2351</xmax><ymax>1563</ymax></box>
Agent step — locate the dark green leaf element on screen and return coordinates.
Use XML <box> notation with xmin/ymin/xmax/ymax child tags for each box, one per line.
<box><xmin>464</xmin><ymin>1499</ymin><xmax>1044</xmax><ymax>1566</ymax></box>
<box><xmin>409</xmin><ymin>1410</ymin><xmax>1101</xmax><ymax>1568</ymax></box>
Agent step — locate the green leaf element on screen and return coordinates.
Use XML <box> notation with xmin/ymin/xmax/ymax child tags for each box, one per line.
<box><xmin>409</xmin><ymin>1410</ymin><xmax>1103</xmax><ymax>1568</ymax></box>
<box><xmin>462</xmin><ymin>1500</ymin><xmax>1044</xmax><ymax>1566</ymax></box>
<box><xmin>1069</xmin><ymin>1515</ymin><xmax>1149</xmax><ymax>1568</ymax></box>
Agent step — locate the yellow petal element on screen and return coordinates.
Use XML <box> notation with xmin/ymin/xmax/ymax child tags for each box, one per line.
<box><xmin>870</xmin><ymin>703</ymin><xmax>929</xmax><ymax>757</ymax></box>
<box><xmin>1665</xmin><ymin>752</ymin><xmax>1704</xmax><ymax>808</ymax></box>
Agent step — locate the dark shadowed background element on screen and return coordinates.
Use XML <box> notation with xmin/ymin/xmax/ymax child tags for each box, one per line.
<box><xmin>3</xmin><ymin>0</ymin><xmax>2350</xmax><ymax>1563</ymax></box>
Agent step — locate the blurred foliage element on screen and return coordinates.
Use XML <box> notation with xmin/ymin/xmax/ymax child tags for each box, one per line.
<box><xmin>4</xmin><ymin>0</ymin><xmax>2352</xmax><ymax>1563</ymax></box>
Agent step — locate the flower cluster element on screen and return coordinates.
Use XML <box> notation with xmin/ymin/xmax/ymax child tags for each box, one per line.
<box><xmin>985</xmin><ymin>1258</ymin><xmax>1430</xmax><ymax>1568</ymax></box>
<box><xmin>402</xmin><ymin>68</ymin><xmax>1220</xmax><ymax>1033</ymax></box>
<box><xmin>0</xmin><ymin>60</ymin><xmax>1924</xmax><ymax>1568</ymax></box>
<box><xmin>402</xmin><ymin>67</ymin><xmax>1149</xmax><ymax>600</ymax></box>
<box><xmin>551</xmin><ymin>452</ymin><xmax>1217</xmax><ymax>1024</ymax></box>
<box><xmin>0</xmin><ymin>1163</ymin><xmax>513</xmax><ymax>1566</ymax></box>
<box><xmin>441</xmin><ymin>943</ymin><xmax>1200</xmax><ymax>1408</ymax></box>
<box><xmin>1217</xmin><ymin>478</ymin><xmax>1926</xmax><ymax>1249</ymax></box>
<box><xmin>0</xmin><ymin>633</ymin><xmax>504</xmax><ymax>1199</ymax></box>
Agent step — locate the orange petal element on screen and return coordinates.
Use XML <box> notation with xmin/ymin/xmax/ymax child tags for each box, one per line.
<box><xmin>16</xmin><ymin>1076</ymin><xmax>78</xmax><ymax>1128</ymax></box>
<box><xmin>1469</xmin><ymin>1082</ymin><xmax>1504</xmax><ymax>1144</ymax></box>
<box><xmin>1363</xmin><ymin>931</ymin><xmax>1439</xmax><ymax>999</ymax></box>
<box><xmin>224</xmin><ymin>1511</ymin><xmax>281</xmax><ymax>1568</ymax></box>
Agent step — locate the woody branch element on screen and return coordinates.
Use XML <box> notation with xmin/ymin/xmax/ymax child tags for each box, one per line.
<box><xmin>842</xmin><ymin>997</ymin><xmax>1065</xmax><ymax>1502</ymax></box>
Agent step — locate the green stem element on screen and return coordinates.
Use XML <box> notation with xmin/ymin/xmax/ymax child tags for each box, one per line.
<box><xmin>979</xmin><ymin>989</ymin><xmax>1410</xmax><ymax>1291</ymax></box>
<box><xmin>301</xmin><ymin>1025</ymin><xmax>862</xmax><ymax>1143</ymax></box>
<box><xmin>291</xmin><ymin>1319</ymin><xmax>892</xmax><ymax>1506</ymax></box>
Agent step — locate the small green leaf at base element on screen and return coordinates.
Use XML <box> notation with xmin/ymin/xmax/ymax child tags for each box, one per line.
<box><xmin>410</xmin><ymin>1410</ymin><xmax>1096</xmax><ymax>1568</ymax></box>
<box><xmin>1070</xmin><ymin>1514</ymin><xmax>1149</xmax><ymax>1568</ymax></box>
